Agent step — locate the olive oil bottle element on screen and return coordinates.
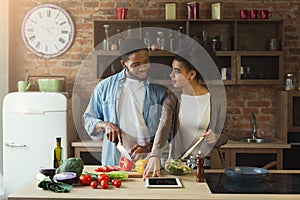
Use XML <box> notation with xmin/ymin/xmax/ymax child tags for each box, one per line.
<box><xmin>53</xmin><ymin>137</ymin><xmax>63</xmax><ymax>168</ymax></box>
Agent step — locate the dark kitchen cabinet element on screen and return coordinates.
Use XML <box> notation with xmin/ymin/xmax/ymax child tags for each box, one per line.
<box><xmin>93</xmin><ymin>19</ymin><xmax>284</xmax><ymax>85</ymax></box>
<box><xmin>277</xmin><ymin>91</ymin><xmax>300</xmax><ymax>169</ymax></box>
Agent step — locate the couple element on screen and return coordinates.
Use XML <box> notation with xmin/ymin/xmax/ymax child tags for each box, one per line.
<box><xmin>84</xmin><ymin>38</ymin><xmax>226</xmax><ymax>178</ymax></box>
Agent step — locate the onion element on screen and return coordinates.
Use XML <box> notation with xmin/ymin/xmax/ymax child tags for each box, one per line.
<box><xmin>53</xmin><ymin>172</ymin><xmax>78</xmax><ymax>185</ymax></box>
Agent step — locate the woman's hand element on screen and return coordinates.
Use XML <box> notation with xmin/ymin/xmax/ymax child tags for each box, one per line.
<box><xmin>203</xmin><ymin>129</ymin><xmax>216</xmax><ymax>144</ymax></box>
<box><xmin>143</xmin><ymin>157</ymin><xmax>161</xmax><ymax>181</ymax></box>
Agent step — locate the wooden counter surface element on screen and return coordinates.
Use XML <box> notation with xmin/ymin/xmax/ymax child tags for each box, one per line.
<box><xmin>221</xmin><ymin>139</ymin><xmax>291</xmax><ymax>149</ymax></box>
<box><xmin>8</xmin><ymin>167</ymin><xmax>300</xmax><ymax>200</ymax></box>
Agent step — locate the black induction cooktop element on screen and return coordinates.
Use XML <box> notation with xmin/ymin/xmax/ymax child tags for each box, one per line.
<box><xmin>205</xmin><ymin>173</ymin><xmax>300</xmax><ymax>194</ymax></box>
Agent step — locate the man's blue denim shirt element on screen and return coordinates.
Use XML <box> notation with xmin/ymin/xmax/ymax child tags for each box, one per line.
<box><xmin>84</xmin><ymin>69</ymin><xmax>168</xmax><ymax>166</ymax></box>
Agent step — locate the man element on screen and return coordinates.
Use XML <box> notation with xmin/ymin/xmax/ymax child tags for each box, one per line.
<box><xmin>84</xmin><ymin>38</ymin><xmax>168</xmax><ymax>166</ymax></box>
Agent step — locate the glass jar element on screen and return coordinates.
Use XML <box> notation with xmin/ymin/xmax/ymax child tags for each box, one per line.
<box><xmin>285</xmin><ymin>73</ymin><xmax>295</xmax><ymax>91</ymax></box>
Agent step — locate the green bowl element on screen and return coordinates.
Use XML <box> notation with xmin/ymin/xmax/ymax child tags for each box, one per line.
<box><xmin>38</xmin><ymin>79</ymin><xmax>63</xmax><ymax>92</ymax></box>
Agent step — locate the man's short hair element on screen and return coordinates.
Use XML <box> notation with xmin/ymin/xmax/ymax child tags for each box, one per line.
<box><xmin>119</xmin><ymin>38</ymin><xmax>148</xmax><ymax>60</ymax></box>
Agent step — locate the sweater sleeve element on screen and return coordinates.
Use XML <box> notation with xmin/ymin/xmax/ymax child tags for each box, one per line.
<box><xmin>149</xmin><ymin>91</ymin><xmax>177</xmax><ymax>158</ymax></box>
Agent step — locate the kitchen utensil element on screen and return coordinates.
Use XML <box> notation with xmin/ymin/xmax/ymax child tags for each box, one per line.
<box><xmin>224</xmin><ymin>166</ymin><xmax>268</xmax><ymax>182</ymax></box>
<box><xmin>116</xmin><ymin>142</ymin><xmax>132</xmax><ymax>161</ymax></box>
<box><xmin>180</xmin><ymin>136</ymin><xmax>204</xmax><ymax>160</ymax></box>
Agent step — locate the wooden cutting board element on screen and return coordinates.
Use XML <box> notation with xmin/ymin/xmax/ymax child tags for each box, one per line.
<box><xmin>83</xmin><ymin>165</ymin><xmax>143</xmax><ymax>178</ymax></box>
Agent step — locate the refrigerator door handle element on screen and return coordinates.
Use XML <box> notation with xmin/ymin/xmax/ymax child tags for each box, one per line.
<box><xmin>5</xmin><ymin>142</ymin><xmax>27</xmax><ymax>147</ymax></box>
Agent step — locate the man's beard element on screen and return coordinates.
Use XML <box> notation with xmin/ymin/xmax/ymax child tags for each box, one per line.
<box><xmin>125</xmin><ymin>67</ymin><xmax>148</xmax><ymax>81</ymax></box>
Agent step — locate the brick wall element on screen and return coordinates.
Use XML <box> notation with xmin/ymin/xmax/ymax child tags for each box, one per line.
<box><xmin>9</xmin><ymin>0</ymin><xmax>300</xmax><ymax>139</ymax></box>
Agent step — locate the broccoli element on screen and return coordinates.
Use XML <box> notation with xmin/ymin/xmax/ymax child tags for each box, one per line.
<box><xmin>55</xmin><ymin>157</ymin><xmax>84</xmax><ymax>177</ymax></box>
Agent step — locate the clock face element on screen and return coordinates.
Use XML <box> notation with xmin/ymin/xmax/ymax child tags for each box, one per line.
<box><xmin>22</xmin><ymin>4</ymin><xmax>75</xmax><ymax>58</ymax></box>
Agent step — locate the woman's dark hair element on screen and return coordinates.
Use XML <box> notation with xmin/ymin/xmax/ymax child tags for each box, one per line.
<box><xmin>173</xmin><ymin>54</ymin><xmax>202</xmax><ymax>81</ymax></box>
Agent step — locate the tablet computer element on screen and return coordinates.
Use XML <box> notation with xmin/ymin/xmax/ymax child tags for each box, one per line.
<box><xmin>145</xmin><ymin>177</ymin><xmax>182</xmax><ymax>188</ymax></box>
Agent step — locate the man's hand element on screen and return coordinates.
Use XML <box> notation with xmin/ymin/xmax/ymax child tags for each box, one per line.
<box><xmin>143</xmin><ymin>157</ymin><xmax>161</xmax><ymax>181</ymax></box>
<box><xmin>103</xmin><ymin>122</ymin><xmax>123</xmax><ymax>144</ymax></box>
<box><xmin>129</xmin><ymin>143</ymin><xmax>153</xmax><ymax>161</ymax></box>
<box><xmin>129</xmin><ymin>142</ymin><xmax>153</xmax><ymax>155</ymax></box>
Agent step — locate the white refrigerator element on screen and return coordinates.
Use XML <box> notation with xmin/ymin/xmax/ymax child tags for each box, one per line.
<box><xmin>2</xmin><ymin>92</ymin><xmax>68</xmax><ymax>197</ymax></box>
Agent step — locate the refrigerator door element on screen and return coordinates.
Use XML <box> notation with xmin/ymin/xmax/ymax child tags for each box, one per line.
<box><xmin>3</xmin><ymin>92</ymin><xmax>67</xmax><ymax>197</ymax></box>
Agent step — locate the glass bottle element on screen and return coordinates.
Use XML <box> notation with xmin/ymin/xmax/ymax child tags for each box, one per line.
<box><xmin>144</xmin><ymin>31</ymin><xmax>151</xmax><ymax>50</ymax></box>
<box><xmin>103</xmin><ymin>24</ymin><xmax>110</xmax><ymax>51</ymax></box>
<box><xmin>285</xmin><ymin>73</ymin><xmax>295</xmax><ymax>91</ymax></box>
<box><xmin>157</xmin><ymin>31</ymin><xmax>165</xmax><ymax>50</ymax></box>
<box><xmin>169</xmin><ymin>30</ymin><xmax>176</xmax><ymax>51</ymax></box>
<box><xmin>196</xmin><ymin>152</ymin><xmax>204</xmax><ymax>182</ymax></box>
<box><xmin>117</xmin><ymin>29</ymin><xmax>123</xmax><ymax>50</ymax></box>
<box><xmin>178</xmin><ymin>26</ymin><xmax>184</xmax><ymax>51</ymax></box>
<box><xmin>53</xmin><ymin>137</ymin><xmax>63</xmax><ymax>168</ymax></box>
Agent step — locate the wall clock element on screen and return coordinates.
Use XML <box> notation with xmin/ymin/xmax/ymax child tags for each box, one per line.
<box><xmin>21</xmin><ymin>4</ymin><xmax>75</xmax><ymax>58</ymax></box>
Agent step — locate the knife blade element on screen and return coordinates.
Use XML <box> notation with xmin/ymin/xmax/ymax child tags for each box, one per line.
<box><xmin>116</xmin><ymin>142</ymin><xmax>132</xmax><ymax>161</ymax></box>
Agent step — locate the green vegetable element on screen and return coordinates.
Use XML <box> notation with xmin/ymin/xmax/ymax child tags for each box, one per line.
<box><xmin>38</xmin><ymin>176</ymin><xmax>73</xmax><ymax>193</ymax></box>
<box><xmin>107</xmin><ymin>171</ymin><xmax>128</xmax><ymax>181</ymax></box>
<box><xmin>165</xmin><ymin>159</ymin><xmax>191</xmax><ymax>175</ymax></box>
<box><xmin>55</xmin><ymin>157</ymin><xmax>84</xmax><ymax>177</ymax></box>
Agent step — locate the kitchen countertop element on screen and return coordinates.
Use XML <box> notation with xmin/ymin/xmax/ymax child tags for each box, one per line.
<box><xmin>221</xmin><ymin>139</ymin><xmax>291</xmax><ymax>149</ymax></box>
<box><xmin>8</xmin><ymin>166</ymin><xmax>300</xmax><ymax>200</ymax></box>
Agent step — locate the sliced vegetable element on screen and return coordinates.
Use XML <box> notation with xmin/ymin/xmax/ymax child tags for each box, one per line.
<box><xmin>119</xmin><ymin>156</ymin><xmax>134</xmax><ymax>171</ymax></box>
<box><xmin>107</xmin><ymin>171</ymin><xmax>128</xmax><ymax>181</ymax></box>
<box><xmin>53</xmin><ymin>172</ymin><xmax>78</xmax><ymax>185</ymax></box>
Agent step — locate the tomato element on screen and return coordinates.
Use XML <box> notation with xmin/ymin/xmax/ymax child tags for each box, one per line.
<box><xmin>119</xmin><ymin>156</ymin><xmax>134</xmax><ymax>171</ymax></box>
<box><xmin>111</xmin><ymin>166</ymin><xmax>120</xmax><ymax>171</ymax></box>
<box><xmin>90</xmin><ymin>180</ymin><xmax>98</xmax><ymax>189</ymax></box>
<box><xmin>102</xmin><ymin>166</ymin><xmax>110</xmax><ymax>172</ymax></box>
<box><xmin>112</xmin><ymin>179</ymin><xmax>122</xmax><ymax>188</ymax></box>
<box><xmin>100</xmin><ymin>180</ymin><xmax>108</xmax><ymax>189</ymax></box>
<box><xmin>95</xmin><ymin>167</ymin><xmax>103</xmax><ymax>172</ymax></box>
<box><xmin>134</xmin><ymin>159</ymin><xmax>148</xmax><ymax>174</ymax></box>
<box><xmin>79</xmin><ymin>174</ymin><xmax>93</xmax><ymax>186</ymax></box>
<box><xmin>97</xmin><ymin>174</ymin><xmax>110</xmax><ymax>183</ymax></box>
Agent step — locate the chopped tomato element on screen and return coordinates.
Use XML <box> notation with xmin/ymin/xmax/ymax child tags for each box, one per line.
<box><xmin>119</xmin><ymin>156</ymin><xmax>134</xmax><ymax>171</ymax></box>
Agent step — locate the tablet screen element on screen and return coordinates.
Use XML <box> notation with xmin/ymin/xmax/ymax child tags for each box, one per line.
<box><xmin>145</xmin><ymin>177</ymin><xmax>182</xmax><ymax>188</ymax></box>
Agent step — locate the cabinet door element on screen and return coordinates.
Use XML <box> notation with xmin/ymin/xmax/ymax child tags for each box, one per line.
<box><xmin>288</xmin><ymin>92</ymin><xmax>300</xmax><ymax>131</ymax></box>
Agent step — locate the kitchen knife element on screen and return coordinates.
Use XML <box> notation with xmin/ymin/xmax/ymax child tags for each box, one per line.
<box><xmin>117</xmin><ymin>142</ymin><xmax>132</xmax><ymax>161</ymax></box>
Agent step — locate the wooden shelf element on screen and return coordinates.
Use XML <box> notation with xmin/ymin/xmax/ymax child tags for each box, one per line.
<box><xmin>93</xmin><ymin>19</ymin><xmax>284</xmax><ymax>85</ymax></box>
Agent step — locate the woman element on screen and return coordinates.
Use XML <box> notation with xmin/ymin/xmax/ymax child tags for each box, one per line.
<box><xmin>142</xmin><ymin>53</ymin><xmax>227</xmax><ymax>179</ymax></box>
